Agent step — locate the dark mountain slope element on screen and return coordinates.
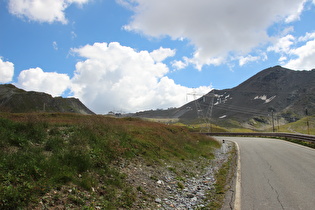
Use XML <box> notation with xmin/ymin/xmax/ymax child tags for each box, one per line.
<box><xmin>136</xmin><ymin>66</ymin><xmax>315</xmax><ymax>127</ymax></box>
<box><xmin>205</xmin><ymin>66</ymin><xmax>315</xmax><ymax>120</ymax></box>
<box><xmin>0</xmin><ymin>84</ymin><xmax>94</xmax><ymax>114</ymax></box>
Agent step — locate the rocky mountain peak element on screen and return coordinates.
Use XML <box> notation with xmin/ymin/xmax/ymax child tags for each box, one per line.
<box><xmin>135</xmin><ymin>66</ymin><xmax>315</xmax><ymax>128</ymax></box>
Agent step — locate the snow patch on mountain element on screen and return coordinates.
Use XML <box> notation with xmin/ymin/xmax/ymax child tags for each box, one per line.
<box><xmin>254</xmin><ymin>95</ymin><xmax>276</xmax><ymax>103</ymax></box>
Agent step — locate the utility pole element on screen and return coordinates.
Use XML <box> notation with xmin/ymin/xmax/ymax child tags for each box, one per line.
<box><xmin>272</xmin><ymin>110</ymin><xmax>275</xmax><ymax>132</ymax></box>
<box><xmin>187</xmin><ymin>90</ymin><xmax>204</xmax><ymax>119</ymax></box>
<box><xmin>306</xmin><ymin>108</ymin><xmax>310</xmax><ymax>135</ymax></box>
<box><xmin>208</xmin><ymin>96</ymin><xmax>215</xmax><ymax>133</ymax></box>
<box><xmin>186</xmin><ymin>91</ymin><xmax>215</xmax><ymax>132</ymax></box>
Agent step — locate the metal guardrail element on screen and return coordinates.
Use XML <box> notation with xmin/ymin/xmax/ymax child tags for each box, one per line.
<box><xmin>202</xmin><ymin>132</ymin><xmax>315</xmax><ymax>143</ymax></box>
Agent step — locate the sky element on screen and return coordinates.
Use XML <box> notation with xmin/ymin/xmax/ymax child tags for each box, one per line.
<box><xmin>0</xmin><ymin>0</ymin><xmax>315</xmax><ymax>114</ymax></box>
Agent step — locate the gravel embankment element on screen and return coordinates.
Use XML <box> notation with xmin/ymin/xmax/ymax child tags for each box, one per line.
<box><xmin>121</xmin><ymin>140</ymin><xmax>233</xmax><ymax>209</ymax></box>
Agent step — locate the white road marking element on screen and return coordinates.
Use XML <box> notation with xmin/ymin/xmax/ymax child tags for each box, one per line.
<box><xmin>234</xmin><ymin>141</ymin><xmax>241</xmax><ymax>210</ymax></box>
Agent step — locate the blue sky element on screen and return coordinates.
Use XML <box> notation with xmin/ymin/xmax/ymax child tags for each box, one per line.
<box><xmin>0</xmin><ymin>0</ymin><xmax>315</xmax><ymax>114</ymax></box>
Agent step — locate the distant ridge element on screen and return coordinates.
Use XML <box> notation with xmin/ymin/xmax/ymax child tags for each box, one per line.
<box><xmin>0</xmin><ymin>84</ymin><xmax>94</xmax><ymax>114</ymax></box>
<box><xmin>135</xmin><ymin>66</ymin><xmax>315</xmax><ymax>127</ymax></box>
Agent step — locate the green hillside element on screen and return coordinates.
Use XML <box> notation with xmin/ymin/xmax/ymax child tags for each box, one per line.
<box><xmin>277</xmin><ymin>115</ymin><xmax>315</xmax><ymax>135</ymax></box>
<box><xmin>0</xmin><ymin>84</ymin><xmax>94</xmax><ymax>114</ymax></box>
<box><xmin>0</xmin><ymin>113</ymin><xmax>220</xmax><ymax>209</ymax></box>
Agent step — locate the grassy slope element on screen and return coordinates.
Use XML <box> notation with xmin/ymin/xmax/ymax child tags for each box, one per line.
<box><xmin>0</xmin><ymin>113</ymin><xmax>219</xmax><ymax>209</ymax></box>
<box><xmin>276</xmin><ymin>116</ymin><xmax>315</xmax><ymax>135</ymax></box>
<box><xmin>190</xmin><ymin>115</ymin><xmax>315</xmax><ymax>134</ymax></box>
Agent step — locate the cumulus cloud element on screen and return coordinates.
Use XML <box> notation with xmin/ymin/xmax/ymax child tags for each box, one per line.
<box><xmin>172</xmin><ymin>60</ymin><xmax>187</xmax><ymax>70</ymax></box>
<box><xmin>16</xmin><ymin>67</ymin><xmax>70</xmax><ymax>96</ymax></box>
<box><xmin>268</xmin><ymin>32</ymin><xmax>315</xmax><ymax>70</ymax></box>
<box><xmin>8</xmin><ymin>0</ymin><xmax>90</xmax><ymax>24</ymax></box>
<box><xmin>150</xmin><ymin>47</ymin><xmax>176</xmax><ymax>62</ymax></box>
<box><xmin>285</xmin><ymin>37</ymin><xmax>315</xmax><ymax>70</ymax></box>
<box><xmin>267</xmin><ymin>35</ymin><xmax>295</xmax><ymax>54</ymax></box>
<box><xmin>3</xmin><ymin>43</ymin><xmax>211</xmax><ymax>113</ymax></box>
<box><xmin>120</xmin><ymin>0</ymin><xmax>310</xmax><ymax>69</ymax></box>
<box><xmin>0</xmin><ymin>58</ymin><xmax>14</xmax><ymax>83</ymax></box>
<box><xmin>71</xmin><ymin>42</ymin><xmax>211</xmax><ymax>113</ymax></box>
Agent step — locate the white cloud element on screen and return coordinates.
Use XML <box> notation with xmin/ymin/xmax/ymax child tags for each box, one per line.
<box><xmin>285</xmin><ymin>38</ymin><xmax>315</xmax><ymax>70</ymax></box>
<box><xmin>267</xmin><ymin>34</ymin><xmax>295</xmax><ymax>54</ymax></box>
<box><xmin>298</xmin><ymin>32</ymin><xmax>315</xmax><ymax>42</ymax></box>
<box><xmin>186</xmin><ymin>53</ymin><xmax>225</xmax><ymax>71</ymax></box>
<box><xmin>67</xmin><ymin>0</ymin><xmax>89</xmax><ymax>4</ymax></box>
<box><xmin>52</xmin><ymin>41</ymin><xmax>58</xmax><ymax>50</ymax></box>
<box><xmin>71</xmin><ymin>42</ymin><xmax>212</xmax><ymax>113</ymax></box>
<box><xmin>285</xmin><ymin>0</ymin><xmax>307</xmax><ymax>23</ymax></box>
<box><xmin>150</xmin><ymin>47</ymin><xmax>176</xmax><ymax>62</ymax></box>
<box><xmin>2</xmin><ymin>42</ymin><xmax>211</xmax><ymax>113</ymax></box>
<box><xmin>268</xmin><ymin>32</ymin><xmax>315</xmax><ymax>70</ymax></box>
<box><xmin>172</xmin><ymin>60</ymin><xmax>187</xmax><ymax>70</ymax></box>
<box><xmin>121</xmin><ymin>0</ymin><xmax>308</xmax><ymax>69</ymax></box>
<box><xmin>239</xmin><ymin>55</ymin><xmax>260</xmax><ymax>66</ymax></box>
<box><xmin>0</xmin><ymin>58</ymin><xmax>14</xmax><ymax>83</ymax></box>
<box><xmin>16</xmin><ymin>67</ymin><xmax>70</xmax><ymax>96</ymax></box>
<box><xmin>279</xmin><ymin>56</ymin><xmax>287</xmax><ymax>62</ymax></box>
<box><xmin>8</xmin><ymin>0</ymin><xmax>90</xmax><ymax>24</ymax></box>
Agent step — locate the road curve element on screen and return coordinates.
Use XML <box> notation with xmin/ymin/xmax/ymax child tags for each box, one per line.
<box><xmin>216</xmin><ymin>137</ymin><xmax>315</xmax><ymax>210</ymax></box>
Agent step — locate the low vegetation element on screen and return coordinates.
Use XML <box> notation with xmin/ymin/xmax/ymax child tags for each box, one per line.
<box><xmin>276</xmin><ymin>116</ymin><xmax>315</xmax><ymax>135</ymax></box>
<box><xmin>206</xmin><ymin>144</ymin><xmax>237</xmax><ymax>209</ymax></box>
<box><xmin>0</xmin><ymin>113</ymin><xmax>220</xmax><ymax>209</ymax></box>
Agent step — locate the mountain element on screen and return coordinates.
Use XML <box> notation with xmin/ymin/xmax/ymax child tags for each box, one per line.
<box><xmin>0</xmin><ymin>84</ymin><xmax>94</xmax><ymax>114</ymax></box>
<box><xmin>135</xmin><ymin>66</ymin><xmax>315</xmax><ymax>128</ymax></box>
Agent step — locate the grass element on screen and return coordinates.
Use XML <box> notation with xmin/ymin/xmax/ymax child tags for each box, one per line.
<box><xmin>142</xmin><ymin>117</ymin><xmax>179</xmax><ymax>124</ymax></box>
<box><xmin>276</xmin><ymin>116</ymin><xmax>315</xmax><ymax>135</ymax></box>
<box><xmin>228</xmin><ymin>128</ymin><xmax>255</xmax><ymax>133</ymax></box>
<box><xmin>205</xmin><ymin>143</ymin><xmax>237</xmax><ymax>210</ymax></box>
<box><xmin>180</xmin><ymin>123</ymin><xmax>229</xmax><ymax>133</ymax></box>
<box><xmin>0</xmin><ymin>113</ymin><xmax>220</xmax><ymax>209</ymax></box>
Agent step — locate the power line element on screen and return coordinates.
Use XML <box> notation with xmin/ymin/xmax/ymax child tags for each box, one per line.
<box><xmin>212</xmin><ymin>103</ymin><xmax>270</xmax><ymax>116</ymax></box>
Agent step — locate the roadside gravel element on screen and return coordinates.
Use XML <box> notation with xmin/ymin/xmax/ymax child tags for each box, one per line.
<box><xmin>120</xmin><ymin>140</ymin><xmax>233</xmax><ymax>209</ymax></box>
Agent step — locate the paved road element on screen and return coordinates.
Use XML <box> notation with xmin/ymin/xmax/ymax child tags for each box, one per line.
<box><xmin>216</xmin><ymin>137</ymin><xmax>315</xmax><ymax>210</ymax></box>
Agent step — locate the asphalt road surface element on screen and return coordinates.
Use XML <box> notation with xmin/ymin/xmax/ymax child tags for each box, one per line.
<box><xmin>216</xmin><ymin>137</ymin><xmax>315</xmax><ymax>210</ymax></box>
